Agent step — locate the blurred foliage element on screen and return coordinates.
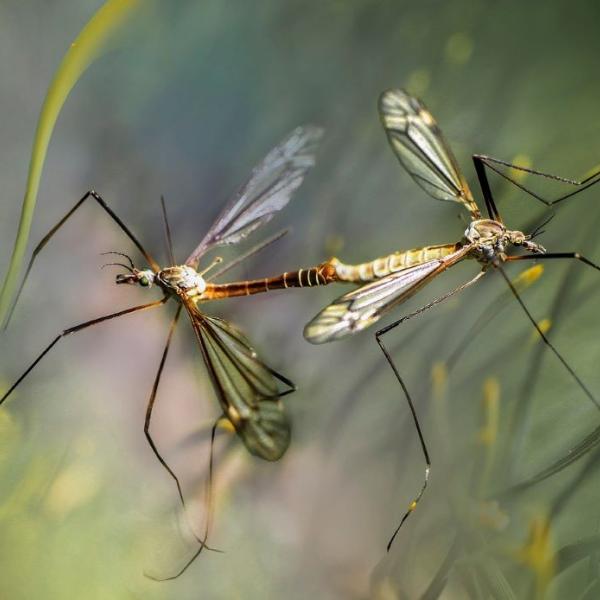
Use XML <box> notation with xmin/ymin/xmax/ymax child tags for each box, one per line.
<box><xmin>2</xmin><ymin>1</ymin><xmax>600</xmax><ymax>599</ymax></box>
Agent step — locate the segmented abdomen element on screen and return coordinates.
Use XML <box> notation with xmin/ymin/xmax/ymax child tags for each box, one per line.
<box><xmin>333</xmin><ymin>243</ymin><xmax>460</xmax><ymax>282</ymax></box>
<box><xmin>202</xmin><ymin>260</ymin><xmax>339</xmax><ymax>300</ymax></box>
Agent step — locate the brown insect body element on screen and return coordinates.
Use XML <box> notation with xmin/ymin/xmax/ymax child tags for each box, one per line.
<box><xmin>200</xmin><ymin>260</ymin><xmax>339</xmax><ymax>301</ymax></box>
<box><xmin>143</xmin><ymin>219</ymin><xmax>540</xmax><ymax>312</ymax></box>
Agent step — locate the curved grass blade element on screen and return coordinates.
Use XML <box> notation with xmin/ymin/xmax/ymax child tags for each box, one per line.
<box><xmin>506</xmin><ymin>423</ymin><xmax>600</xmax><ymax>494</ymax></box>
<box><xmin>555</xmin><ymin>534</ymin><xmax>600</xmax><ymax>578</ymax></box>
<box><xmin>420</xmin><ymin>535</ymin><xmax>460</xmax><ymax>600</ymax></box>
<box><xmin>549</xmin><ymin>444</ymin><xmax>600</xmax><ymax>519</ymax></box>
<box><xmin>469</xmin><ymin>556</ymin><xmax>518</xmax><ymax>600</ymax></box>
<box><xmin>0</xmin><ymin>0</ymin><xmax>144</xmax><ymax>327</ymax></box>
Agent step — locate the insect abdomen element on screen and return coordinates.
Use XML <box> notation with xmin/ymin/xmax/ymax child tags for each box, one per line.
<box><xmin>203</xmin><ymin>260</ymin><xmax>339</xmax><ymax>300</ymax></box>
<box><xmin>333</xmin><ymin>244</ymin><xmax>460</xmax><ymax>282</ymax></box>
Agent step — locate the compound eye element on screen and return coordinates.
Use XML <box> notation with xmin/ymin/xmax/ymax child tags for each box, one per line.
<box><xmin>139</xmin><ymin>275</ymin><xmax>149</xmax><ymax>287</ymax></box>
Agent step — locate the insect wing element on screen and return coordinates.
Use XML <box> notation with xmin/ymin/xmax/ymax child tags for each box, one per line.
<box><xmin>186</xmin><ymin>303</ymin><xmax>291</xmax><ymax>460</ymax></box>
<box><xmin>379</xmin><ymin>89</ymin><xmax>480</xmax><ymax>217</ymax></box>
<box><xmin>186</xmin><ymin>126</ymin><xmax>323</xmax><ymax>266</ymax></box>
<box><xmin>304</xmin><ymin>247</ymin><xmax>469</xmax><ymax>344</ymax></box>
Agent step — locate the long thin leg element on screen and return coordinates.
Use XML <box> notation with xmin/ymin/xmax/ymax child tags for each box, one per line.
<box><xmin>498</xmin><ymin>251</ymin><xmax>600</xmax><ymax>485</ymax></box>
<box><xmin>474</xmin><ymin>155</ymin><xmax>600</xmax><ymax>208</ymax></box>
<box><xmin>506</xmin><ymin>251</ymin><xmax>600</xmax><ymax>273</ymax></box>
<box><xmin>374</xmin><ymin>270</ymin><xmax>486</xmax><ymax>550</ymax></box>
<box><xmin>378</xmin><ymin>270</ymin><xmax>487</xmax><ymax>338</ymax></box>
<box><xmin>0</xmin><ymin>297</ymin><xmax>168</xmax><ymax>406</ymax></box>
<box><xmin>265</xmin><ymin>363</ymin><xmax>297</xmax><ymax>397</ymax></box>
<box><xmin>147</xmin><ymin>418</ymin><xmax>224</xmax><ymax>581</ymax></box>
<box><xmin>142</xmin><ymin>304</ymin><xmax>216</xmax><ymax>551</ymax></box>
<box><xmin>4</xmin><ymin>190</ymin><xmax>159</xmax><ymax>329</ymax></box>
<box><xmin>143</xmin><ymin>305</ymin><xmax>188</xmax><ymax>509</ymax></box>
<box><xmin>160</xmin><ymin>196</ymin><xmax>176</xmax><ymax>266</ymax></box>
<box><xmin>376</xmin><ymin>333</ymin><xmax>429</xmax><ymax>551</ymax></box>
<box><xmin>473</xmin><ymin>155</ymin><xmax>502</xmax><ymax>221</ymax></box>
<box><xmin>495</xmin><ymin>262</ymin><xmax>600</xmax><ymax>411</ymax></box>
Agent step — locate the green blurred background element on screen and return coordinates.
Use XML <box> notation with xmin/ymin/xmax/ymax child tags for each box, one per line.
<box><xmin>2</xmin><ymin>1</ymin><xmax>600</xmax><ymax>598</ymax></box>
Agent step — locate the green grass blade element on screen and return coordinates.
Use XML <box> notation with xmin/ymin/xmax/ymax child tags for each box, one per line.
<box><xmin>556</xmin><ymin>534</ymin><xmax>600</xmax><ymax>576</ymax></box>
<box><xmin>0</xmin><ymin>0</ymin><xmax>143</xmax><ymax>327</ymax></box>
<box><xmin>507</xmin><ymin>424</ymin><xmax>600</xmax><ymax>494</ymax></box>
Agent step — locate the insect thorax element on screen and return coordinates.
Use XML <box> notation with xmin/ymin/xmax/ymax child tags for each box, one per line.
<box><xmin>157</xmin><ymin>265</ymin><xmax>206</xmax><ymax>296</ymax></box>
<box><xmin>464</xmin><ymin>219</ymin><xmax>526</xmax><ymax>263</ymax></box>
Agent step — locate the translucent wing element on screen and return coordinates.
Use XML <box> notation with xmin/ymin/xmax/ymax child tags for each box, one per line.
<box><xmin>304</xmin><ymin>246</ymin><xmax>470</xmax><ymax>344</ymax></box>
<box><xmin>379</xmin><ymin>89</ymin><xmax>480</xmax><ymax>218</ymax></box>
<box><xmin>186</xmin><ymin>126</ymin><xmax>323</xmax><ymax>266</ymax></box>
<box><xmin>184</xmin><ymin>299</ymin><xmax>291</xmax><ymax>460</ymax></box>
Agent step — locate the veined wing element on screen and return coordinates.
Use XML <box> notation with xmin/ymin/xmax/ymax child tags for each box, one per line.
<box><xmin>183</xmin><ymin>299</ymin><xmax>292</xmax><ymax>461</ymax></box>
<box><xmin>186</xmin><ymin>126</ymin><xmax>323</xmax><ymax>267</ymax></box>
<box><xmin>304</xmin><ymin>245</ymin><xmax>470</xmax><ymax>344</ymax></box>
<box><xmin>379</xmin><ymin>89</ymin><xmax>480</xmax><ymax>218</ymax></box>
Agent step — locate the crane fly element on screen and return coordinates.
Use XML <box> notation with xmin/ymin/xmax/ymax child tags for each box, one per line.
<box><xmin>0</xmin><ymin>125</ymin><xmax>344</xmax><ymax>579</ymax></box>
<box><xmin>304</xmin><ymin>89</ymin><xmax>600</xmax><ymax>550</ymax></box>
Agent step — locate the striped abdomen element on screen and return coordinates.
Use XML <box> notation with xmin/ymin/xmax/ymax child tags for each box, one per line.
<box><xmin>202</xmin><ymin>260</ymin><xmax>339</xmax><ymax>300</ymax></box>
<box><xmin>333</xmin><ymin>243</ymin><xmax>461</xmax><ymax>282</ymax></box>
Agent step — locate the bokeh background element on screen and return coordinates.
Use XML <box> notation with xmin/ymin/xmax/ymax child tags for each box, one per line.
<box><xmin>2</xmin><ymin>1</ymin><xmax>600</xmax><ymax>598</ymax></box>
